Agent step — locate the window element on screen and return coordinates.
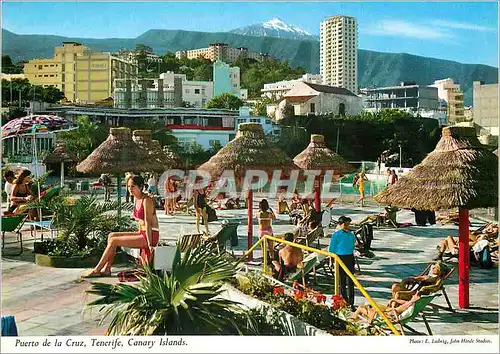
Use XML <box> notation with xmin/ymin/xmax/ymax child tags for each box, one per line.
<box><xmin>310</xmin><ymin>103</ymin><xmax>316</xmax><ymax>113</ymax></box>
<box><xmin>250</xmin><ymin>118</ymin><xmax>260</xmax><ymax>123</ymax></box>
<box><xmin>209</xmin><ymin>139</ymin><xmax>220</xmax><ymax>147</ymax></box>
<box><xmin>38</xmin><ymin>65</ymin><xmax>43</xmax><ymax>70</ymax></box>
<box><xmin>50</xmin><ymin>75</ymin><xmax>54</xmax><ymax>77</ymax></box>
<box><xmin>194</xmin><ymin>89</ymin><xmax>200</xmax><ymax>94</ymax></box>
<box><xmin>185</xmin><ymin>89</ymin><xmax>190</xmax><ymax>94</ymax></box>
<box><xmin>265</xmin><ymin>119</ymin><xmax>272</xmax><ymax>125</ymax></box>
<box><xmin>233</xmin><ymin>84</ymin><xmax>237</xmax><ymax>87</ymax></box>
<box><xmin>44</xmin><ymin>74</ymin><xmax>48</xmax><ymax>77</ymax></box>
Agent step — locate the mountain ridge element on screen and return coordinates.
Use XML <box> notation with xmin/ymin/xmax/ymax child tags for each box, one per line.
<box><xmin>2</xmin><ymin>28</ymin><xmax>498</xmax><ymax>105</ymax></box>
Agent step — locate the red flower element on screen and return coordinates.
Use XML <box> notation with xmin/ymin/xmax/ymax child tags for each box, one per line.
<box><xmin>273</xmin><ymin>286</ymin><xmax>284</xmax><ymax>295</ymax></box>
<box><xmin>331</xmin><ymin>295</ymin><xmax>348</xmax><ymax>310</ymax></box>
<box><xmin>315</xmin><ymin>294</ymin><xmax>327</xmax><ymax>304</ymax></box>
<box><xmin>293</xmin><ymin>290</ymin><xmax>305</xmax><ymax>301</ymax></box>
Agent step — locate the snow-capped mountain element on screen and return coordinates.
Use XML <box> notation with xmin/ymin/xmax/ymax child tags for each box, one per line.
<box><xmin>229</xmin><ymin>18</ymin><xmax>318</xmax><ymax>41</ymax></box>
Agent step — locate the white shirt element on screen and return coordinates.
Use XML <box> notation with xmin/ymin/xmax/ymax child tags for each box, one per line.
<box><xmin>4</xmin><ymin>181</ymin><xmax>14</xmax><ymax>203</ymax></box>
<box><xmin>147</xmin><ymin>177</ymin><xmax>156</xmax><ymax>186</ymax></box>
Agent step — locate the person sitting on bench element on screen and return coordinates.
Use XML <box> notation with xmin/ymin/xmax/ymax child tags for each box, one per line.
<box><xmin>272</xmin><ymin>233</ymin><xmax>303</xmax><ymax>281</ymax></box>
<box><xmin>391</xmin><ymin>262</ymin><xmax>448</xmax><ymax>301</ymax></box>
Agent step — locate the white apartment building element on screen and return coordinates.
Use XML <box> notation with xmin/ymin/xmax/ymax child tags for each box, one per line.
<box><xmin>176</xmin><ymin>43</ymin><xmax>267</xmax><ymax>64</ymax></box>
<box><xmin>320</xmin><ymin>15</ymin><xmax>358</xmax><ymax>94</ymax></box>
<box><xmin>261</xmin><ymin>74</ymin><xmax>323</xmax><ymax>99</ymax></box>
<box><xmin>473</xmin><ymin>81</ymin><xmax>499</xmax><ymax>136</ymax></box>
<box><xmin>430</xmin><ymin>78</ymin><xmax>465</xmax><ymax>124</ymax></box>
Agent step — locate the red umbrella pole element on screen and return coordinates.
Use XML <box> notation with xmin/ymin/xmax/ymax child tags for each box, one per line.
<box><xmin>314</xmin><ymin>175</ymin><xmax>321</xmax><ymax>212</ymax></box>
<box><xmin>247</xmin><ymin>188</ymin><xmax>254</xmax><ymax>261</ymax></box>
<box><xmin>458</xmin><ymin>207</ymin><xmax>470</xmax><ymax>308</ymax></box>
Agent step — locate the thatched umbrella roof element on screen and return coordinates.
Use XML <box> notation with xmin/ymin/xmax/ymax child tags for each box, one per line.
<box><xmin>198</xmin><ymin>123</ymin><xmax>299</xmax><ymax>181</ymax></box>
<box><xmin>375</xmin><ymin>126</ymin><xmax>498</xmax><ymax>211</ymax></box>
<box><xmin>293</xmin><ymin>134</ymin><xmax>355</xmax><ymax>176</ymax></box>
<box><xmin>43</xmin><ymin>143</ymin><xmax>78</xmax><ymax>164</ymax></box>
<box><xmin>131</xmin><ymin>130</ymin><xmax>171</xmax><ymax>172</ymax></box>
<box><xmin>76</xmin><ymin>127</ymin><xmax>155</xmax><ymax>175</ymax></box>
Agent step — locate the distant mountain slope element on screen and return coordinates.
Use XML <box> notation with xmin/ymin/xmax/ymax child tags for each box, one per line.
<box><xmin>229</xmin><ymin>18</ymin><xmax>318</xmax><ymax>41</ymax></box>
<box><xmin>2</xmin><ymin>28</ymin><xmax>497</xmax><ymax>105</ymax></box>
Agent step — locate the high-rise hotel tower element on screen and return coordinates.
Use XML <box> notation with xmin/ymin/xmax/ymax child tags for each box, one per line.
<box><xmin>320</xmin><ymin>15</ymin><xmax>358</xmax><ymax>94</ymax></box>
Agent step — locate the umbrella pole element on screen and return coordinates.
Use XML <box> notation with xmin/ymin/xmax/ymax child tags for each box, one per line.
<box><xmin>314</xmin><ymin>175</ymin><xmax>321</xmax><ymax>212</ymax></box>
<box><xmin>60</xmin><ymin>161</ymin><xmax>65</xmax><ymax>188</ymax></box>
<box><xmin>33</xmin><ymin>134</ymin><xmax>42</xmax><ymax>224</ymax></box>
<box><xmin>117</xmin><ymin>174</ymin><xmax>122</xmax><ymax>217</ymax></box>
<box><xmin>458</xmin><ymin>207</ymin><xmax>470</xmax><ymax>308</ymax></box>
<box><xmin>247</xmin><ymin>188</ymin><xmax>253</xmax><ymax>261</ymax></box>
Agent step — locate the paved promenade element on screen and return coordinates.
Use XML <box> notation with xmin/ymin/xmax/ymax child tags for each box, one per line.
<box><xmin>1</xmin><ymin>197</ymin><xmax>498</xmax><ymax>336</ymax></box>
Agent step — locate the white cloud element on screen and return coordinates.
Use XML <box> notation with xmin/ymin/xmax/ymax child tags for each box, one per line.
<box><xmin>364</xmin><ymin>20</ymin><xmax>453</xmax><ymax>40</ymax></box>
<box><xmin>432</xmin><ymin>20</ymin><xmax>496</xmax><ymax>32</ymax></box>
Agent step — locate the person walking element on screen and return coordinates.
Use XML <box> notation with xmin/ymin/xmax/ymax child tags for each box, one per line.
<box><xmin>328</xmin><ymin>215</ymin><xmax>356</xmax><ymax>310</ymax></box>
<box><xmin>356</xmin><ymin>171</ymin><xmax>368</xmax><ymax>207</ymax></box>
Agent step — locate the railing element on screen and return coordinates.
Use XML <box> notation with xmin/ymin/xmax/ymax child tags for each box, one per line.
<box><xmin>243</xmin><ymin>235</ymin><xmax>401</xmax><ymax>336</ymax></box>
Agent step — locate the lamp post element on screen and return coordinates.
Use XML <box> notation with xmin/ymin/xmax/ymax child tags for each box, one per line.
<box><xmin>398</xmin><ymin>144</ymin><xmax>402</xmax><ymax>169</ymax></box>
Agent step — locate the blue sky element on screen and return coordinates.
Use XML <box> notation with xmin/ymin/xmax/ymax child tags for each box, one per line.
<box><xmin>2</xmin><ymin>1</ymin><xmax>498</xmax><ymax>67</ymax></box>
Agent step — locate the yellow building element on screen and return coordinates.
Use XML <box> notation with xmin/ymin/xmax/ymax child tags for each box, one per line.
<box><xmin>24</xmin><ymin>42</ymin><xmax>137</xmax><ymax>104</ymax></box>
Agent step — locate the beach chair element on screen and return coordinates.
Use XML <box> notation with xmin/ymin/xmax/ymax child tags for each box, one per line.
<box><xmin>396</xmin><ymin>294</ymin><xmax>440</xmax><ymax>335</ymax></box>
<box><xmin>178</xmin><ymin>233</ymin><xmax>203</xmax><ymax>252</ymax></box>
<box><xmin>367</xmin><ymin>295</ymin><xmax>440</xmax><ymax>336</ymax></box>
<box><xmin>204</xmin><ymin>222</ymin><xmax>239</xmax><ymax>255</ymax></box>
<box><xmin>419</xmin><ymin>263</ymin><xmax>456</xmax><ymax>312</ymax></box>
<box><xmin>294</xmin><ymin>226</ymin><xmax>324</xmax><ymax>249</ymax></box>
<box><xmin>177</xmin><ymin>196</ymin><xmax>195</xmax><ymax>216</ymax></box>
<box><xmin>1</xmin><ymin>214</ymin><xmax>27</xmax><ymax>256</ymax></box>
<box><xmin>288</xmin><ymin>252</ymin><xmax>319</xmax><ymax>286</ymax></box>
<box><xmin>377</xmin><ymin>207</ymin><xmax>399</xmax><ymax>228</ymax></box>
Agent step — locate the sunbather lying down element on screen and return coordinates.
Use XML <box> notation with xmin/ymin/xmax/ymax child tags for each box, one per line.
<box><xmin>352</xmin><ymin>207</ymin><xmax>396</xmax><ymax>226</ymax></box>
<box><xmin>434</xmin><ymin>223</ymin><xmax>498</xmax><ymax>261</ymax></box>
<box><xmin>391</xmin><ymin>262</ymin><xmax>448</xmax><ymax>301</ymax></box>
<box><xmin>351</xmin><ymin>293</ymin><xmax>421</xmax><ymax>325</ymax></box>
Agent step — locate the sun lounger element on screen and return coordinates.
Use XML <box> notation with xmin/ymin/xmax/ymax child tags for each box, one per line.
<box><xmin>178</xmin><ymin>233</ymin><xmax>203</xmax><ymax>252</ymax></box>
<box><xmin>418</xmin><ymin>263</ymin><xmax>456</xmax><ymax>312</ymax></box>
<box><xmin>397</xmin><ymin>294</ymin><xmax>440</xmax><ymax>335</ymax></box>
<box><xmin>294</xmin><ymin>226</ymin><xmax>323</xmax><ymax>249</ymax></box>
<box><xmin>1</xmin><ymin>214</ymin><xmax>27</xmax><ymax>256</ymax></box>
<box><xmin>204</xmin><ymin>222</ymin><xmax>239</xmax><ymax>255</ymax></box>
<box><xmin>367</xmin><ymin>294</ymin><xmax>440</xmax><ymax>336</ymax></box>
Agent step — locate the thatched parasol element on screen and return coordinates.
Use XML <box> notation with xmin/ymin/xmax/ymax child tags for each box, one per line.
<box><xmin>131</xmin><ymin>130</ymin><xmax>170</xmax><ymax>173</ymax></box>
<box><xmin>294</xmin><ymin>134</ymin><xmax>355</xmax><ymax>211</ymax></box>
<box><xmin>375</xmin><ymin>127</ymin><xmax>497</xmax><ymax>211</ymax></box>
<box><xmin>375</xmin><ymin>126</ymin><xmax>498</xmax><ymax>309</ymax></box>
<box><xmin>198</xmin><ymin>123</ymin><xmax>300</xmax><ymax>260</ymax></box>
<box><xmin>198</xmin><ymin>123</ymin><xmax>298</xmax><ymax>180</ymax></box>
<box><xmin>43</xmin><ymin>143</ymin><xmax>78</xmax><ymax>187</ymax></box>
<box><xmin>77</xmin><ymin>127</ymin><xmax>155</xmax><ymax>215</ymax></box>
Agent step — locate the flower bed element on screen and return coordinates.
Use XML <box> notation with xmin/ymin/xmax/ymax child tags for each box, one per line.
<box><xmin>227</xmin><ymin>272</ymin><xmax>362</xmax><ymax>335</ymax></box>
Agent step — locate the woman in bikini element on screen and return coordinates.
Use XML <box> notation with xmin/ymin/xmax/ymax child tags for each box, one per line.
<box><xmin>9</xmin><ymin>170</ymin><xmax>34</xmax><ymax>213</ymax></box>
<box><xmin>164</xmin><ymin>176</ymin><xmax>177</xmax><ymax>216</ymax></box>
<box><xmin>84</xmin><ymin>175</ymin><xmax>160</xmax><ymax>277</ymax></box>
<box><xmin>257</xmin><ymin>199</ymin><xmax>276</xmax><ymax>260</ymax></box>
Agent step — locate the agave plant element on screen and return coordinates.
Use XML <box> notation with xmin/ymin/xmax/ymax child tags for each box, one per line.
<box><xmin>86</xmin><ymin>245</ymin><xmax>258</xmax><ymax>335</ymax></box>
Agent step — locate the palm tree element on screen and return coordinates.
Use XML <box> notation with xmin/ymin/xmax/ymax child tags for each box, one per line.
<box><xmin>86</xmin><ymin>245</ymin><xmax>258</xmax><ymax>335</ymax></box>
